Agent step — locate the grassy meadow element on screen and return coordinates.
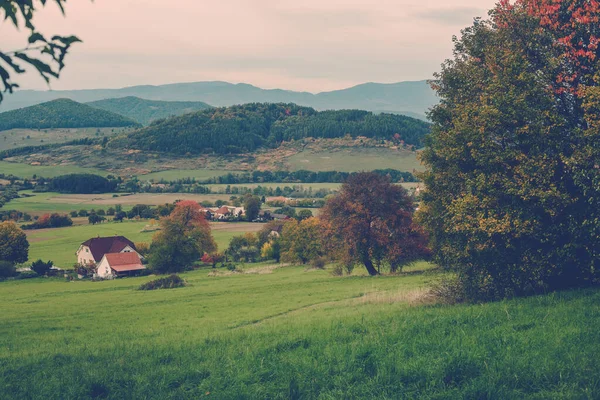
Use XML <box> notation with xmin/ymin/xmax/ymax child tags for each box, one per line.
<box><xmin>1</xmin><ymin>264</ymin><xmax>599</xmax><ymax>399</ymax></box>
<box><xmin>25</xmin><ymin>220</ymin><xmax>264</xmax><ymax>267</ymax></box>
<box><xmin>0</xmin><ymin>127</ymin><xmax>120</xmax><ymax>152</ymax></box>
<box><xmin>0</xmin><ymin>160</ymin><xmax>110</xmax><ymax>179</ymax></box>
<box><xmin>8</xmin><ymin>191</ymin><xmax>236</xmax><ymax>215</ymax></box>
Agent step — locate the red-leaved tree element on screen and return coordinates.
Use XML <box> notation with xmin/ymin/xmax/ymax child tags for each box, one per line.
<box><xmin>321</xmin><ymin>172</ymin><xmax>430</xmax><ymax>276</ymax></box>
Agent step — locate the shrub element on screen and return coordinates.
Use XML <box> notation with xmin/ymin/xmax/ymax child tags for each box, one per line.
<box><xmin>310</xmin><ymin>256</ymin><xmax>326</xmax><ymax>269</ymax></box>
<box><xmin>429</xmin><ymin>277</ymin><xmax>468</xmax><ymax>305</ymax></box>
<box><xmin>331</xmin><ymin>264</ymin><xmax>344</xmax><ymax>276</ymax></box>
<box><xmin>31</xmin><ymin>259</ymin><xmax>53</xmax><ymax>276</ymax></box>
<box><xmin>138</xmin><ymin>274</ymin><xmax>186</xmax><ymax>291</ymax></box>
<box><xmin>16</xmin><ymin>271</ymin><xmax>38</xmax><ymax>280</ymax></box>
<box><xmin>0</xmin><ymin>261</ymin><xmax>16</xmax><ymax>279</ymax></box>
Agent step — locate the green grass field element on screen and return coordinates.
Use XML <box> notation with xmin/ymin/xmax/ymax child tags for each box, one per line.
<box><xmin>287</xmin><ymin>147</ymin><xmax>423</xmax><ymax>172</ymax></box>
<box><xmin>25</xmin><ymin>220</ymin><xmax>263</xmax><ymax>268</ymax></box>
<box><xmin>0</xmin><ymin>264</ymin><xmax>598</xmax><ymax>399</ymax></box>
<box><xmin>0</xmin><ymin>161</ymin><xmax>109</xmax><ymax>178</ymax></box>
<box><xmin>0</xmin><ymin>127</ymin><xmax>121</xmax><ymax>152</ymax></box>
<box><xmin>139</xmin><ymin>169</ymin><xmax>239</xmax><ymax>182</ymax></box>
<box><xmin>7</xmin><ymin>191</ymin><xmax>236</xmax><ymax>215</ymax></box>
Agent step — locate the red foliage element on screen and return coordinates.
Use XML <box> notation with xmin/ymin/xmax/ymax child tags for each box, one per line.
<box><xmin>495</xmin><ymin>0</ymin><xmax>600</xmax><ymax>95</ymax></box>
<box><xmin>169</xmin><ymin>200</ymin><xmax>209</xmax><ymax>229</ymax></box>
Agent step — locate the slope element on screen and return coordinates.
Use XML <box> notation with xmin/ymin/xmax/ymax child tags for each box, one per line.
<box><xmin>87</xmin><ymin>96</ymin><xmax>212</xmax><ymax>125</ymax></box>
<box><xmin>0</xmin><ymin>99</ymin><xmax>140</xmax><ymax>131</ymax></box>
<box><xmin>110</xmin><ymin>103</ymin><xmax>431</xmax><ymax>155</ymax></box>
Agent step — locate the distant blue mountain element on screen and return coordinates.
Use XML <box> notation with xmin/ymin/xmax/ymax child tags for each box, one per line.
<box><xmin>0</xmin><ymin>80</ymin><xmax>437</xmax><ymax>120</ymax></box>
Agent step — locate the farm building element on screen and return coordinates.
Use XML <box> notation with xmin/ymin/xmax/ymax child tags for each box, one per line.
<box><xmin>77</xmin><ymin>236</ymin><xmax>141</xmax><ymax>265</ymax></box>
<box><xmin>96</xmin><ymin>252</ymin><xmax>145</xmax><ymax>279</ymax></box>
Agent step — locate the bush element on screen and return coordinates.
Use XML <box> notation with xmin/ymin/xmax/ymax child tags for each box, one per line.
<box><xmin>0</xmin><ymin>261</ymin><xmax>16</xmax><ymax>279</ymax></box>
<box><xmin>16</xmin><ymin>271</ymin><xmax>38</xmax><ymax>280</ymax></box>
<box><xmin>331</xmin><ymin>264</ymin><xmax>344</xmax><ymax>276</ymax></box>
<box><xmin>310</xmin><ymin>256</ymin><xmax>326</xmax><ymax>269</ymax></box>
<box><xmin>429</xmin><ymin>277</ymin><xmax>468</xmax><ymax>305</ymax></box>
<box><xmin>31</xmin><ymin>259</ymin><xmax>53</xmax><ymax>276</ymax></box>
<box><xmin>138</xmin><ymin>274</ymin><xmax>186</xmax><ymax>291</ymax></box>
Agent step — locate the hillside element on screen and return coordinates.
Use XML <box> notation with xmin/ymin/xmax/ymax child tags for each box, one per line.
<box><xmin>0</xmin><ymin>80</ymin><xmax>437</xmax><ymax>119</ymax></box>
<box><xmin>87</xmin><ymin>96</ymin><xmax>212</xmax><ymax>125</ymax></box>
<box><xmin>0</xmin><ymin>99</ymin><xmax>140</xmax><ymax>131</ymax></box>
<box><xmin>110</xmin><ymin>103</ymin><xmax>430</xmax><ymax>155</ymax></box>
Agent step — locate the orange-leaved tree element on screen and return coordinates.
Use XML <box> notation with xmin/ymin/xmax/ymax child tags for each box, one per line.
<box><xmin>148</xmin><ymin>201</ymin><xmax>216</xmax><ymax>273</ymax></box>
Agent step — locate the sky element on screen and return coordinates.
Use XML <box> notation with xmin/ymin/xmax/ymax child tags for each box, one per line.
<box><xmin>2</xmin><ymin>0</ymin><xmax>499</xmax><ymax>93</ymax></box>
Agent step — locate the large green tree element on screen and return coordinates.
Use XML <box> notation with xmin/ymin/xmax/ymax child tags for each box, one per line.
<box><xmin>1</xmin><ymin>1</ymin><xmax>81</xmax><ymax>104</ymax></box>
<box><xmin>0</xmin><ymin>221</ymin><xmax>29</xmax><ymax>264</ymax></box>
<box><xmin>419</xmin><ymin>0</ymin><xmax>600</xmax><ymax>300</ymax></box>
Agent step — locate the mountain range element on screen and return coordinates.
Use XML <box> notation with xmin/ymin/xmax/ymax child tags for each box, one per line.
<box><xmin>0</xmin><ymin>80</ymin><xmax>437</xmax><ymax>120</ymax></box>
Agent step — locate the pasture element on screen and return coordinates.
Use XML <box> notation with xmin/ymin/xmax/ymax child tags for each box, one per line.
<box><xmin>0</xmin><ymin>264</ymin><xmax>599</xmax><ymax>399</ymax></box>
<box><xmin>25</xmin><ymin>220</ymin><xmax>264</xmax><ymax>267</ymax></box>
<box><xmin>287</xmin><ymin>147</ymin><xmax>423</xmax><ymax>172</ymax></box>
<box><xmin>0</xmin><ymin>160</ymin><xmax>109</xmax><ymax>179</ymax></box>
<box><xmin>0</xmin><ymin>127</ymin><xmax>120</xmax><ymax>152</ymax></box>
<box><xmin>8</xmin><ymin>191</ymin><xmax>234</xmax><ymax>215</ymax></box>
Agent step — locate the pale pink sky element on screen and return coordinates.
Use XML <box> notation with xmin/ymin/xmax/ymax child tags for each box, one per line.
<box><xmin>2</xmin><ymin>0</ymin><xmax>498</xmax><ymax>92</ymax></box>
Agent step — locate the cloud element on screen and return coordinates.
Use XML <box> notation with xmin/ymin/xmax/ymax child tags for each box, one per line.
<box><xmin>413</xmin><ymin>7</ymin><xmax>488</xmax><ymax>26</ymax></box>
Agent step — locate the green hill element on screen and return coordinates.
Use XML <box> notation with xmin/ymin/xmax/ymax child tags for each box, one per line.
<box><xmin>0</xmin><ymin>99</ymin><xmax>140</xmax><ymax>131</ymax></box>
<box><xmin>87</xmin><ymin>96</ymin><xmax>212</xmax><ymax>125</ymax></box>
<box><xmin>111</xmin><ymin>103</ymin><xmax>430</xmax><ymax>155</ymax></box>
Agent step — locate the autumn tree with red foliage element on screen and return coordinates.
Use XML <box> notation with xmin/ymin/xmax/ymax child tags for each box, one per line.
<box><xmin>419</xmin><ymin>1</ymin><xmax>600</xmax><ymax>300</ymax></box>
<box><xmin>148</xmin><ymin>201</ymin><xmax>216</xmax><ymax>273</ymax></box>
<box><xmin>321</xmin><ymin>172</ymin><xmax>430</xmax><ymax>276</ymax></box>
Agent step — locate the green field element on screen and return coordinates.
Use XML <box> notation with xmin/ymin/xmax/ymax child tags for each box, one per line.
<box><xmin>139</xmin><ymin>169</ymin><xmax>239</xmax><ymax>182</ymax></box>
<box><xmin>6</xmin><ymin>191</ymin><xmax>236</xmax><ymax>215</ymax></box>
<box><xmin>25</xmin><ymin>220</ymin><xmax>264</xmax><ymax>268</ymax></box>
<box><xmin>0</xmin><ymin>127</ymin><xmax>121</xmax><ymax>152</ymax></box>
<box><xmin>0</xmin><ymin>161</ymin><xmax>109</xmax><ymax>178</ymax></box>
<box><xmin>287</xmin><ymin>147</ymin><xmax>423</xmax><ymax>172</ymax></box>
<box><xmin>0</xmin><ymin>264</ymin><xmax>598</xmax><ymax>399</ymax></box>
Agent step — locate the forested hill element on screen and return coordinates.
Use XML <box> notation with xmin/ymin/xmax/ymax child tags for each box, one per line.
<box><xmin>87</xmin><ymin>96</ymin><xmax>212</xmax><ymax>125</ymax></box>
<box><xmin>0</xmin><ymin>99</ymin><xmax>140</xmax><ymax>131</ymax></box>
<box><xmin>110</xmin><ymin>103</ymin><xmax>430</xmax><ymax>155</ymax></box>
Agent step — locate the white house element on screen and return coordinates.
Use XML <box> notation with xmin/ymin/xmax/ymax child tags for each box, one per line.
<box><xmin>76</xmin><ymin>236</ymin><xmax>140</xmax><ymax>266</ymax></box>
<box><xmin>96</xmin><ymin>252</ymin><xmax>145</xmax><ymax>279</ymax></box>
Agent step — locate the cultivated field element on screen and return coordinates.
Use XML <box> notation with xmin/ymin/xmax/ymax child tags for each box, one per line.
<box><xmin>287</xmin><ymin>147</ymin><xmax>423</xmax><ymax>172</ymax></box>
<box><xmin>140</xmin><ymin>169</ymin><xmax>238</xmax><ymax>182</ymax></box>
<box><xmin>0</xmin><ymin>264</ymin><xmax>598</xmax><ymax>398</ymax></box>
<box><xmin>8</xmin><ymin>191</ymin><xmax>234</xmax><ymax>215</ymax></box>
<box><xmin>25</xmin><ymin>220</ymin><xmax>264</xmax><ymax>267</ymax></box>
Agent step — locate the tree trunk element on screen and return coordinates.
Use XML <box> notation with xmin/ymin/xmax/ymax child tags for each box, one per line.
<box><xmin>362</xmin><ymin>256</ymin><xmax>379</xmax><ymax>276</ymax></box>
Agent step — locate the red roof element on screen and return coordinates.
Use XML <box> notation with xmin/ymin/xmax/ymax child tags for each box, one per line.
<box><xmin>81</xmin><ymin>236</ymin><xmax>137</xmax><ymax>262</ymax></box>
<box><xmin>216</xmin><ymin>206</ymin><xmax>230</xmax><ymax>215</ymax></box>
<box><xmin>104</xmin><ymin>252</ymin><xmax>145</xmax><ymax>272</ymax></box>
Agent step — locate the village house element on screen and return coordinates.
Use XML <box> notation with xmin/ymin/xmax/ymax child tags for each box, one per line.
<box><xmin>76</xmin><ymin>236</ymin><xmax>145</xmax><ymax>278</ymax></box>
<box><xmin>96</xmin><ymin>252</ymin><xmax>145</xmax><ymax>279</ymax></box>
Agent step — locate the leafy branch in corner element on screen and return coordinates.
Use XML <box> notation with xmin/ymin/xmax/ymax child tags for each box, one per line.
<box><xmin>0</xmin><ymin>0</ymin><xmax>82</xmax><ymax>103</ymax></box>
